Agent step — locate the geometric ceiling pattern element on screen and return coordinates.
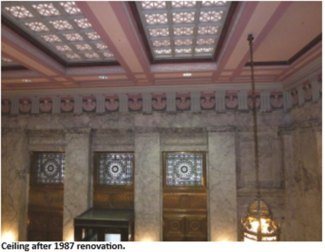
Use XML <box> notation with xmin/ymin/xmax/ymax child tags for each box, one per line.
<box><xmin>2</xmin><ymin>1</ymin><xmax>117</xmax><ymax>63</ymax></box>
<box><xmin>0</xmin><ymin>1</ymin><xmax>322</xmax><ymax>92</ymax></box>
<box><xmin>135</xmin><ymin>1</ymin><xmax>231</xmax><ymax>60</ymax></box>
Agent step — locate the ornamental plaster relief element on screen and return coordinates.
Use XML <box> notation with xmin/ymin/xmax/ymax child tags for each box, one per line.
<box><xmin>2</xmin><ymin>73</ymin><xmax>321</xmax><ymax>115</ymax></box>
<box><xmin>19</xmin><ymin>98</ymin><xmax>31</xmax><ymax>113</ymax></box>
<box><xmin>152</xmin><ymin>94</ymin><xmax>166</xmax><ymax>111</ymax></box>
<box><xmin>60</xmin><ymin>97</ymin><xmax>74</xmax><ymax>113</ymax></box>
<box><xmin>270</xmin><ymin>94</ymin><xmax>283</xmax><ymax>109</ymax></box>
<box><xmin>200</xmin><ymin>93</ymin><xmax>215</xmax><ymax>110</ymax></box>
<box><xmin>82</xmin><ymin>97</ymin><xmax>96</xmax><ymax>112</ymax></box>
<box><xmin>1</xmin><ymin>99</ymin><xmax>11</xmax><ymax>114</ymax></box>
<box><xmin>39</xmin><ymin>98</ymin><xmax>52</xmax><ymax>113</ymax></box>
<box><xmin>105</xmin><ymin>97</ymin><xmax>119</xmax><ymax>112</ymax></box>
<box><xmin>225</xmin><ymin>92</ymin><xmax>238</xmax><ymax>109</ymax></box>
<box><xmin>247</xmin><ymin>94</ymin><xmax>261</xmax><ymax>109</ymax></box>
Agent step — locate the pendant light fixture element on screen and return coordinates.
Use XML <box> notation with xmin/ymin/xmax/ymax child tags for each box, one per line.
<box><xmin>240</xmin><ymin>34</ymin><xmax>281</xmax><ymax>242</ymax></box>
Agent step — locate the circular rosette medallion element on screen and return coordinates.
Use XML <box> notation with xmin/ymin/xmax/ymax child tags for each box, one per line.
<box><xmin>175</xmin><ymin>160</ymin><xmax>194</xmax><ymax>179</ymax></box>
<box><xmin>106</xmin><ymin>161</ymin><xmax>124</xmax><ymax>178</ymax></box>
<box><xmin>43</xmin><ymin>159</ymin><xmax>60</xmax><ymax>178</ymax></box>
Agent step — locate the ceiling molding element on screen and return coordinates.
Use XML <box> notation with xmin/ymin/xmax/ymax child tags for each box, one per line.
<box><xmin>213</xmin><ymin>1</ymin><xmax>240</xmax><ymax>61</ymax></box>
<box><xmin>2</xmin><ymin>82</ymin><xmax>283</xmax><ymax>98</ymax></box>
<box><xmin>66</xmin><ymin>66</ymin><xmax>126</xmax><ymax>76</ymax></box>
<box><xmin>151</xmin><ymin>62</ymin><xmax>216</xmax><ymax>72</ymax></box>
<box><xmin>281</xmin><ymin>55</ymin><xmax>322</xmax><ymax>90</ymax></box>
<box><xmin>122</xmin><ymin>2</ymin><xmax>151</xmax><ymax>69</ymax></box>
<box><xmin>1</xmin><ymin>70</ymin><xmax>42</xmax><ymax>78</ymax></box>
<box><xmin>1</xmin><ymin>65</ymin><xmax>28</xmax><ymax>71</ymax></box>
<box><xmin>244</xmin><ymin>33</ymin><xmax>322</xmax><ymax>67</ymax></box>
<box><xmin>2</xmin><ymin>25</ymin><xmax>65</xmax><ymax>73</ymax></box>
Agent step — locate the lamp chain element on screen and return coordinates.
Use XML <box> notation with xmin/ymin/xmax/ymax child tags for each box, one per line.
<box><xmin>248</xmin><ymin>34</ymin><xmax>260</xmax><ymax>197</ymax></box>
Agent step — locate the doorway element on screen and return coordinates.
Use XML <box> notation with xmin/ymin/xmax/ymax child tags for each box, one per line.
<box><xmin>162</xmin><ymin>152</ymin><xmax>207</xmax><ymax>241</ymax></box>
<box><xmin>27</xmin><ymin>152</ymin><xmax>65</xmax><ymax>241</ymax></box>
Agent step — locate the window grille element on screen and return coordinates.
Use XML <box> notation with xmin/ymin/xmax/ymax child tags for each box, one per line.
<box><xmin>34</xmin><ymin>153</ymin><xmax>65</xmax><ymax>184</ymax></box>
<box><xmin>97</xmin><ymin>153</ymin><xmax>133</xmax><ymax>185</ymax></box>
<box><xmin>165</xmin><ymin>152</ymin><xmax>203</xmax><ymax>186</ymax></box>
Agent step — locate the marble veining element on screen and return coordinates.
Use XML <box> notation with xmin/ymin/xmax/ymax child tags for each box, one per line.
<box><xmin>208</xmin><ymin>132</ymin><xmax>237</xmax><ymax>241</ymax></box>
<box><xmin>63</xmin><ymin>132</ymin><xmax>91</xmax><ymax>241</ymax></box>
<box><xmin>134</xmin><ymin>133</ymin><xmax>161</xmax><ymax>241</ymax></box>
<box><xmin>0</xmin><ymin>98</ymin><xmax>321</xmax><ymax>241</ymax></box>
<box><xmin>1</xmin><ymin>130</ymin><xmax>29</xmax><ymax>241</ymax></box>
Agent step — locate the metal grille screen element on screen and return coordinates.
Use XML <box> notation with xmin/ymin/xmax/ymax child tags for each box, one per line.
<box><xmin>165</xmin><ymin>152</ymin><xmax>203</xmax><ymax>186</ymax></box>
<box><xmin>98</xmin><ymin>153</ymin><xmax>133</xmax><ymax>185</ymax></box>
<box><xmin>34</xmin><ymin>153</ymin><xmax>65</xmax><ymax>184</ymax></box>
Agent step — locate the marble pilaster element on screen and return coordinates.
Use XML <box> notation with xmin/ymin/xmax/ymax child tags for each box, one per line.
<box><xmin>1</xmin><ymin>129</ymin><xmax>29</xmax><ymax>241</ymax></box>
<box><xmin>63</xmin><ymin>130</ymin><xmax>91</xmax><ymax>241</ymax></box>
<box><xmin>134</xmin><ymin>132</ymin><xmax>161</xmax><ymax>241</ymax></box>
<box><xmin>282</xmin><ymin>132</ymin><xmax>295</xmax><ymax>241</ymax></box>
<box><xmin>290</xmin><ymin>127</ymin><xmax>322</xmax><ymax>241</ymax></box>
<box><xmin>208</xmin><ymin>132</ymin><xmax>237</xmax><ymax>241</ymax></box>
<box><xmin>52</xmin><ymin>96</ymin><xmax>61</xmax><ymax>114</ymax></box>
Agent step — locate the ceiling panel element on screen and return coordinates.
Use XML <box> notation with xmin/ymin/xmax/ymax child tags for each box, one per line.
<box><xmin>1</xmin><ymin>1</ymin><xmax>118</xmax><ymax>64</ymax></box>
<box><xmin>253</xmin><ymin>1</ymin><xmax>322</xmax><ymax>62</ymax></box>
<box><xmin>135</xmin><ymin>1</ymin><xmax>232</xmax><ymax>60</ymax></box>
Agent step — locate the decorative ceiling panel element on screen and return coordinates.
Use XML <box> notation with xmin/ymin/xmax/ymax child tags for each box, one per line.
<box><xmin>1</xmin><ymin>1</ymin><xmax>117</xmax><ymax>64</ymax></box>
<box><xmin>135</xmin><ymin>1</ymin><xmax>232</xmax><ymax>60</ymax></box>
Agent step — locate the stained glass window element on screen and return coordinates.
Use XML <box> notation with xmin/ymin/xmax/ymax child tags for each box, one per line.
<box><xmin>165</xmin><ymin>153</ymin><xmax>203</xmax><ymax>186</ymax></box>
<box><xmin>34</xmin><ymin>153</ymin><xmax>65</xmax><ymax>184</ymax></box>
<box><xmin>98</xmin><ymin>153</ymin><xmax>133</xmax><ymax>185</ymax></box>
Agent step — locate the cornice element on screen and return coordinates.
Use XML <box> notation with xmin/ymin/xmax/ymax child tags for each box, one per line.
<box><xmin>1</xmin><ymin>70</ymin><xmax>42</xmax><ymax>78</ymax></box>
<box><xmin>65</xmin><ymin>66</ymin><xmax>126</xmax><ymax>75</ymax></box>
<box><xmin>1</xmin><ymin>82</ymin><xmax>283</xmax><ymax>97</ymax></box>
<box><xmin>282</xmin><ymin>55</ymin><xmax>322</xmax><ymax>90</ymax></box>
<box><xmin>151</xmin><ymin>63</ymin><xmax>217</xmax><ymax>72</ymax></box>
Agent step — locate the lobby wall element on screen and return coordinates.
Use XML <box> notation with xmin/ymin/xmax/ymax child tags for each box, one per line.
<box><xmin>1</xmin><ymin>99</ymin><xmax>321</xmax><ymax>241</ymax></box>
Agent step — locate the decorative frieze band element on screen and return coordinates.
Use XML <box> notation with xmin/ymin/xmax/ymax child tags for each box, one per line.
<box><xmin>1</xmin><ymin>77</ymin><xmax>322</xmax><ymax>115</ymax></box>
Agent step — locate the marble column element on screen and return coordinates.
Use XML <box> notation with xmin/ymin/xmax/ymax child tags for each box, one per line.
<box><xmin>1</xmin><ymin>129</ymin><xmax>29</xmax><ymax>241</ymax></box>
<box><xmin>134</xmin><ymin>132</ymin><xmax>161</xmax><ymax>241</ymax></box>
<box><xmin>208</xmin><ymin>131</ymin><xmax>237</xmax><ymax>241</ymax></box>
<box><xmin>63</xmin><ymin>129</ymin><xmax>91</xmax><ymax>241</ymax></box>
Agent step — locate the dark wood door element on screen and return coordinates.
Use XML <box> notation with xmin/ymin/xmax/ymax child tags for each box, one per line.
<box><xmin>74</xmin><ymin>152</ymin><xmax>135</xmax><ymax>242</ymax></box>
<box><xmin>27</xmin><ymin>152</ymin><xmax>64</xmax><ymax>241</ymax></box>
<box><xmin>93</xmin><ymin>152</ymin><xmax>134</xmax><ymax>210</ymax></box>
<box><xmin>163</xmin><ymin>152</ymin><xmax>207</xmax><ymax>241</ymax></box>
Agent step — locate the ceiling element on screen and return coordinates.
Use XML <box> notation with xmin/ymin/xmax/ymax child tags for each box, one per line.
<box><xmin>1</xmin><ymin>1</ymin><xmax>322</xmax><ymax>93</ymax></box>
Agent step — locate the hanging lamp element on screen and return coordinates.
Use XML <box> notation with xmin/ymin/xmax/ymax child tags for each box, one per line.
<box><xmin>240</xmin><ymin>34</ymin><xmax>281</xmax><ymax>242</ymax></box>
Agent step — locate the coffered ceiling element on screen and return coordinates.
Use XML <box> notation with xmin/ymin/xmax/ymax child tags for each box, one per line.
<box><xmin>1</xmin><ymin>1</ymin><xmax>322</xmax><ymax>93</ymax></box>
<box><xmin>134</xmin><ymin>1</ymin><xmax>232</xmax><ymax>61</ymax></box>
<box><xmin>2</xmin><ymin>1</ymin><xmax>117</xmax><ymax>65</ymax></box>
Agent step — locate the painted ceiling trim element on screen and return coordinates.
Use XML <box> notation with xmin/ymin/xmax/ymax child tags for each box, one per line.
<box><xmin>244</xmin><ymin>34</ymin><xmax>322</xmax><ymax>67</ymax></box>
<box><xmin>1</xmin><ymin>81</ymin><xmax>283</xmax><ymax>98</ymax></box>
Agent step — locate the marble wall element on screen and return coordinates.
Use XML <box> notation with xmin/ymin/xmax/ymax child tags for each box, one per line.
<box><xmin>1</xmin><ymin>129</ymin><xmax>29</xmax><ymax>241</ymax></box>
<box><xmin>134</xmin><ymin>132</ymin><xmax>161</xmax><ymax>241</ymax></box>
<box><xmin>289</xmin><ymin>127</ymin><xmax>322</xmax><ymax>241</ymax></box>
<box><xmin>0</xmin><ymin>98</ymin><xmax>321</xmax><ymax>241</ymax></box>
<box><xmin>208</xmin><ymin>131</ymin><xmax>237</xmax><ymax>241</ymax></box>
<box><xmin>63</xmin><ymin>130</ymin><xmax>91</xmax><ymax>241</ymax></box>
